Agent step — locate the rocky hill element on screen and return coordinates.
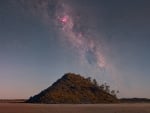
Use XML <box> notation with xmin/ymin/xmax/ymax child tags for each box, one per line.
<box><xmin>27</xmin><ymin>73</ymin><xmax>119</xmax><ymax>104</ymax></box>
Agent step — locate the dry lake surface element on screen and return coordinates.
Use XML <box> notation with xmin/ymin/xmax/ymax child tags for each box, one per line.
<box><xmin>0</xmin><ymin>103</ymin><xmax>150</xmax><ymax>113</ymax></box>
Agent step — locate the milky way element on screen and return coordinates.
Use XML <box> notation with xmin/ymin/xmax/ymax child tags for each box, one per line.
<box><xmin>17</xmin><ymin>0</ymin><xmax>108</xmax><ymax>71</ymax></box>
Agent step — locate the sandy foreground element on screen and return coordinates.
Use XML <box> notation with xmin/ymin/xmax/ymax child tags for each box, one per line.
<box><xmin>0</xmin><ymin>103</ymin><xmax>150</xmax><ymax>113</ymax></box>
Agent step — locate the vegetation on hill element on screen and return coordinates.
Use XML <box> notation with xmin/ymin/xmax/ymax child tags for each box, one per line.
<box><xmin>27</xmin><ymin>73</ymin><xmax>119</xmax><ymax>104</ymax></box>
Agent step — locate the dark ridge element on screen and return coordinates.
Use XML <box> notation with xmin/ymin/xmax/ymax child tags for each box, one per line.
<box><xmin>27</xmin><ymin>73</ymin><xmax>119</xmax><ymax>104</ymax></box>
<box><xmin>120</xmin><ymin>98</ymin><xmax>150</xmax><ymax>103</ymax></box>
<box><xmin>0</xmin><ymin>99</ymin><xmax>26</xmax><ymax>103</ymax></box>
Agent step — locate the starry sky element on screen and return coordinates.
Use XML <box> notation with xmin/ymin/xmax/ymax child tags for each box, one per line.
<box><xmin>0</xmin><ymin>0</ymin><xmax>150</xmax><ymax>99</ymax></box>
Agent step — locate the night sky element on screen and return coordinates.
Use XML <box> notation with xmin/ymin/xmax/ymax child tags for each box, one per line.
<box><xmin>0</xmin><ymin>0</ymin><xmax>150</xmax><ymax>99</ymax></box>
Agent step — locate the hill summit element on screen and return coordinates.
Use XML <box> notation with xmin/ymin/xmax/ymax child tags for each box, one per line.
<box><xmin>27</xmin><ymin>73</ymin><xmax>118</xmax><ymax>104</ymax></box>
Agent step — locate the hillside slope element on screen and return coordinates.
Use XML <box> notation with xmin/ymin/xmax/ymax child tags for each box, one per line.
<box><xmin>27</xmin><ymin>73</ymin><xmax>118</xmax><ymax>104</ymax></box>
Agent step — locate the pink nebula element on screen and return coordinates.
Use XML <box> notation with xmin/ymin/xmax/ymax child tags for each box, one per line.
<box><xmin>59</xmin><ymin>15</ymin><xmax>68</xmax><ymax>24</ymax></box>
